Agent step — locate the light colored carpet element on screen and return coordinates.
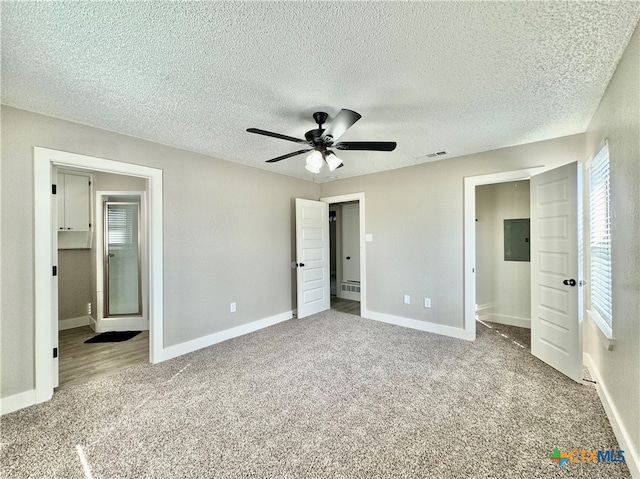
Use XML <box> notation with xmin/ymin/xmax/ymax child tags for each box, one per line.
<box><xmin>1</xmin><ymin>310</ymin><xmax>629</xmax><ymax>478</ymax></box>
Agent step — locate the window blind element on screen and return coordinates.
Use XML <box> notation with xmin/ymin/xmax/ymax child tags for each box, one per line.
<box><xmin>107</xmin><ymin>204</ymin><xmax>136</xmax><ymax>246</ymax></box>
<box><xmin>587</xmin><ymin>143</ymin><xmax>612</xmax><ymax>327</ymax></box>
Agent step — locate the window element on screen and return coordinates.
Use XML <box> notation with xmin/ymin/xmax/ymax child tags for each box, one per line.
<box><xmin>107</xmin><ymin>203</ymin><xmax>138</xmax><ymax>247</ymax></box>
<box><xmin>586</xmin><ymin>141</ymin><xmax>612</xmax><ymax>336</ymax></box>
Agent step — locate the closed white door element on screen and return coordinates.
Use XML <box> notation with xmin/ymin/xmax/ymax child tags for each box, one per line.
<box><xmin>296</xmin><ymin>198</ymin><xmax>330</xmax><ymax>319</ymax></box>
<box><xmin>530</xmin><ymin>162</ymin><xmax>582</xmax><ymax>382</ymax></box>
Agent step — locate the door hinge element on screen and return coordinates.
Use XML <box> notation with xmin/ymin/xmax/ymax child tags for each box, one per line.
<box><xmin>52</xmin><ymin>266</ymin><xmax>57</xmax><ymax>276</ymax></box>
<box><xmin>52</xmin><ymin>184</ymin><xmax>57</xmax><ymax>194</ymax></box>
<box><xmin>53</xmin><ymin>347</ymin><xmax>58</xmax><ymax>359</ymax></box>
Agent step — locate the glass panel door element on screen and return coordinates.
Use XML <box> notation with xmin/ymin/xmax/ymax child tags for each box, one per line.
<box><xmin>105</xmin><ymin>202</ymin><xmax>141</xmax><ymax>316</ymax></box>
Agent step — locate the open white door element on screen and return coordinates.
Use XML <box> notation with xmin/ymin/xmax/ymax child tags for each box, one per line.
<box><xmin>295</xmin><ymin>198</ymin><xmax>330</xmax><ymax>319</ymax></box>
<box><xmin>530</xmin><ymin>162</ymin><xmax>582</xmax><ymax>382</ymax></box>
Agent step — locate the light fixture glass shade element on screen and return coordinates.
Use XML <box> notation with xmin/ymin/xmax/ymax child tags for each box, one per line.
<box><xmin>325</xmin><ymin>151</ymin><xmax>343</xmax><ymax>172</ymax></box>
<box><xmin>305</xmin><ymin>164</ymin><xmax>321</xmax><ymax>174</ymax></box>
<box><xmin>306</xmin><ymin>150</ymin><xmax>323</xmax><ymax>169</ymax></box>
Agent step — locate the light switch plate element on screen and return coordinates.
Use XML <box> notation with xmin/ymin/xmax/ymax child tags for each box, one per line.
<box><xmin>365</xmin><ymin>234</ymin><xmax>373</xmax><ymax>242</ymax></box>
<box><xmin>230</xmin><ymin>302</ymin><xmax>237</xmax><ymax>313</ymax></box>
<box><xmin>404</xmin><ymin>295</ymin><xmax>410</xmax><ymax>304</ymax></box>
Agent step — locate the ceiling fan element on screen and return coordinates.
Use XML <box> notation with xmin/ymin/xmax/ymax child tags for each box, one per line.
<box><xmin>246</xmin><ymin>109</ymin><xmax>397</xmax><ymax>173</ymax></box>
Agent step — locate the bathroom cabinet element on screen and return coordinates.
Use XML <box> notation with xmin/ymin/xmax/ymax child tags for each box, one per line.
<box><xmin>57</xmin><ymin>172</ymin><xmax>93</xmax><ymax>249</ymax></box>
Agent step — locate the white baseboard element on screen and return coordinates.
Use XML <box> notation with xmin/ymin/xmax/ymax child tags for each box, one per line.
<box><xmin>1</xmin><ymin>389</ymin><xmax>36</xmax><ymax>415</ymax></box>
<box><xmin>58</xmin><ymin>315</ymin><xmax>92</xmax><ymax>331</ymax></box>
<box><xmin>477</xmin><ymin>313</ymin><xmax>531</xmax><ymax>330</ymax></box>
<box><xmin>584</xmin><ymin>352</ymin><xmax>639</xmax><ymax>478</ymax></box>
<box><xmin>95</xmin><ymin>316</ymin><xmax>148</xmax><ymax>332</ymax></box>
<box><xmin>364</xmin><ymin>310</ymin><xmax>474</xmax><ymax>341</ymax></box>
<box><xmin>158</xmin><ymin>311</ymin><xmax>293</xmax><ymax>362</ymax></box>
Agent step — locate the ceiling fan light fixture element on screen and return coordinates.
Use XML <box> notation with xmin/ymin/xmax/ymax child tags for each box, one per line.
<box><xmin>249</xmin><ymin>109</ymin><xmax>396</xmax><ymax>166</ymax></box>
<box><xmin>325</xmin><ymin>151</ymin><xmax>343</xmax><ymax>172</ymax></box>
<box><xmin>306</xmin><ymin>150</ymin><xmax>323</xmax><ymax>169</ymax></box>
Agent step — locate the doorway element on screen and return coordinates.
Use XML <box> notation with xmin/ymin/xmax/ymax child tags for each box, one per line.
<box><xmin>95</xmin><ymin>191</ymin><xmax>149</xmax><ymax>332</ymax></box>
<box><xmin>329</xmin><ymin>201</ymin><xmax>361</xmax><ymax>316</ymax></box>
<box><xmin>56</xmin><ymin>180</ymin><xmax>150</xmax><ymax>390</ymax></box>
<box><xmin>33</xmin><ymin>147</ymin><xmax>164</xmax><ymax>404</ymax></box>
<box><xmin>321</xmin><ymin>193</ymin><xmax>366</xmax><ymax>317</ymax></box>
<box><xmin>475</xmin><ymin>181</ymin><xmax>531</xmax><ymax>330</ymax></box>
<box><xmin>464</xmin><ymin>164</ymin><xmax>584</xmax><ymax>383</ymax></box>
<box><xmin>474</xmin><ymin>180</ymin><xmax>532</xmax><ymax>351</ymax></box>
<box><xmin>463</xmin><ymin>167</ymin><xmax>544</xmax><ymax>340</ymax></box>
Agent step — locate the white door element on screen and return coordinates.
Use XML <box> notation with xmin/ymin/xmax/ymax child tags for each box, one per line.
<box><xmin>530</xmin><ymin>162</ymin><xmax>582</xmax><ymax>382</ymax></box>
<box><xmin>296</xmin><ymin>198</ymin><xmax>330</xmax><ymax>319</ymax></box>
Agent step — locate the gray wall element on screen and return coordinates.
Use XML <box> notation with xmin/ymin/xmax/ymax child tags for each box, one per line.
<box><xmin>320</xmin><ymin>135</ymin><xmax>585</xmax><ymax>327</ymax></box>
<box><xmin>58</xmin><ymin>249</ymin><xmax>92</xmax><ymax>321</ymax></box>
<box><xmin>584</xmin><ymin>23</ymin><xmax>639</xmax><ymax>463</ymax></box>
<box><xmin>0</xmin><ymin>106</ymin><xmax>320</xmax><ymax>397</ymax></box>
<box><xmin>475</xmin><ymin>181</ymin><xmax>531</xmax><ymax>327</ymax></box>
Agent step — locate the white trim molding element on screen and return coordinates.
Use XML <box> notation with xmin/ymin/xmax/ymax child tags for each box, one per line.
<box><xmin>476</xmin><ymin>313</ymin><xmax>531</xmax><ymax>330</ymax></box>
<box><xmin>34</xmin><ymin>147</ymin><xmax>164</xmax><ymax>407</ymax></box>
<box><xmin>586</xmin><ymin>309</ymin><xmax>614</xmax><ymax>351</ymax></box>
<box><xmin>463</xmin><ymin>167</ymin><xmax>547</xmax><ymax>341</ymax></box>
<box><xmin>157</xmin><ymin>311</ymin><xmax>293</xmax><ymax>362</ymax></box>
<box><xmin>584</xmin><ymin>353</ymin><xmax>639</xmax><ymax>478</ymax></box>
<box><xmin>58</xmin><ymin>315</ymin><xmax>92</xmax><ymax>331</ymax></box>
<box><xmin>1</xmin><ymin>390</ymin><xmax>37</xmax><ymax>416</ymax></box>
<box><xmin>364</xmin><ymin>310</ymin><xmax>474</xmax><ymax>341</ymax></box>
<box><xmin>320</xmin><ymin>192</ymin><xmax>366</xmax><ymax>315</ymax></box>
<box><xmin>95</xmin><ymin>190</ymin><xmax>149</xmax><ymax>333</ymax></box>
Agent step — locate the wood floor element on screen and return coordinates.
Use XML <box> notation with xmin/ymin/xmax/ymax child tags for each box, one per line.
<box><xmin>331</xmin><ymin>296</ymin><xmax>360</xmax><ymax>316</ymax></box>
<box><xmin>57</xmin><ymin>326</ymin><xmax>149</xmax><ymax>390</ymax></box>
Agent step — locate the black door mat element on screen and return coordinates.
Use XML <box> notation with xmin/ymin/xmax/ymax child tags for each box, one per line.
<box><xmin>84</xmin><ymin>331</ymin><xmax>142</xmax><ymax>343</ymax></box>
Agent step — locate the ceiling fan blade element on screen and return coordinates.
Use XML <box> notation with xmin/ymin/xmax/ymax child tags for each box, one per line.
<box><xmin>335</xmin><ymin>141</ymin><xmax>397</xmax><ymax>152</ymax></box>
<box><xmin>321</xmin><ymin>109</ymin><xmax>362</xmax><ymax>143</ymax></box>
<box><xmin>265</xmin><ymin>149</ymin><xmax>312</xmax><ymax>163</ymax></box>
<box><xmin>247</xmin><ymin>128</ymin><xmax>308</xmax><ymax>144</ymax></box>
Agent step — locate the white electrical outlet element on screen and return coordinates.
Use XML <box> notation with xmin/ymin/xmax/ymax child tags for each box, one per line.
<box><xmin>424</xmin><ymin>298</ymin><xmax>431</xmax><ymax>308</ymax></box>
<box><xmin>87</xmin><ymin>302</ymin><xmax>92</xmax><ymax>315</ymax></box>
<box><xmin>404</xmin><ymin>295</ymin><xmax>410</xmax><ymax>304</ymax></box>
<box><xmin>230</xmin><ymin>302</ymin><xmax>237</xmax><ymax>313</ymax></box>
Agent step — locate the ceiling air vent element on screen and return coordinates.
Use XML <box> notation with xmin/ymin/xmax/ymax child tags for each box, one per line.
<box><xmin>418</xmin><ymin>150</ymin><xmax>449</xmax><ymax>160</ymax></box>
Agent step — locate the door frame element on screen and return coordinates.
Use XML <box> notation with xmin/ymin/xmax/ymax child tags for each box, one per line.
<box><xmin>34</xmin><ymin>147</ymin><xmax>163</xmax><ymax>404</ymax></box>
<box><xmin>96</xmin><ymin>191</ymin><xmax>148</xmax><ymax>331</ymax></box>
<box><xmin>320</xmin><ymin>193</ymin><xmax>367</xmax><ymax>316</ymax></box>
<box><xmin>463</xmin><ymin>167</ymin><xmax>546</xmax><ymax>340</ymax></box>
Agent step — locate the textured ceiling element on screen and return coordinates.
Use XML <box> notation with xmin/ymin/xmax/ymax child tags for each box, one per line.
<box><xmin>2</xmin><ymin>2</ymin><xmax>639</xmax><ymax>182</ymax></box>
